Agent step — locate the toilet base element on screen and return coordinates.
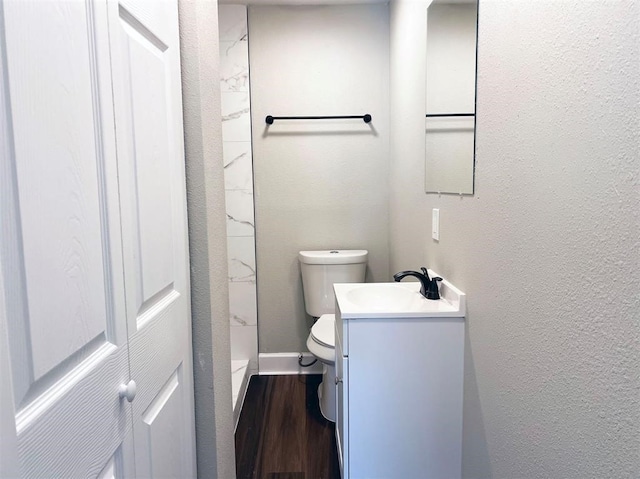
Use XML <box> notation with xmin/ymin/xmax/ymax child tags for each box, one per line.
<box><xmin>318</xmin><ymin>363</ymin><xmax>336</xmax><ymax>422</ymax></box>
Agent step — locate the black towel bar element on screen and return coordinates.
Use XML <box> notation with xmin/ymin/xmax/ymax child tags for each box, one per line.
<box><xmin>265</xmin><ymin>114</ymin><xmax>372</xmax><ymax>124</ymax></box>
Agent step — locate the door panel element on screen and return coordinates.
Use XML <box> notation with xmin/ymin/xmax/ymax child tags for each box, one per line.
<box><xmin>138</xmin><ymin>365</ymin><xmax>188</xmax><ymax>478</ymax></box>
<box><xmin>118</xmin><ymin>7</ymin><xmax>175</xmax><ymax>314</ymax></box>
<box><xmin>3</xmin><ymin>0</ymin><xmax>122</xmax><ymax>405</ymax></box>
<box><xmin>111</xmin><ymin>0</ymin><xmax>182</xmax><ymax>338</ymax></box>
<box><xmin>0</xmin><ymin>260</ymin><xmax>19</xmax><ymax>479</ymax></box>
<box><xmin>0</xmin><ymin>0</ymin><xmax>133</xmax><ymax>477</ymax></box>
<box><xmin>97</xmin><ymin>451</ymin><xmax>122</xmax><ymax>479</ymax></box>
<box><xmin>16</xmin><ymin>349</ymin><xmax>129</xmax><ymax>477</ymax></box>
<box><xmin>107</xmin><ymin>0</ymin><xmax>196</xmax><ymax>476</ymax></box>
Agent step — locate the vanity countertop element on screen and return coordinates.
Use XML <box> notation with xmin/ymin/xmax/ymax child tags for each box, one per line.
<box><xmin>334</xmin><ymin>271</ymin><xmax>466</xmax><ymax>319</ymax></box>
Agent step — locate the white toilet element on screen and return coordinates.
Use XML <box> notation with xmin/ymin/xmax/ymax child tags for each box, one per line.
<box><xmin>299</xmin><ymin>249</ymin><xmax>368</xmax><ymax>422</ymax></box>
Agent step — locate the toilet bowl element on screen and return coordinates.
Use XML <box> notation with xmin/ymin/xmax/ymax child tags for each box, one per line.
<box><xmin>306</xmin><ymin>314</ymin><xmax>336</xmax><ymax>421</ymax></box>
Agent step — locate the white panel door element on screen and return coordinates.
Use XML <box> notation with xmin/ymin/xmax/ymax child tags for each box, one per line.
<box><xmin>0</xmin><ymin>1</ymin><xmax>134</xmax><ymax>477</ymax></box>
<box><xmin>107</xmin><ymin>0</ymin><xmax>196</xmax><ymax>477</ymax></box>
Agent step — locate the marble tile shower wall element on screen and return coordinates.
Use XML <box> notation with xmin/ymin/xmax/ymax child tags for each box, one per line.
<box><xmin>219</xmin><ymin>5</ymin><xmax>257</xmax><ymax>367</ymax></box>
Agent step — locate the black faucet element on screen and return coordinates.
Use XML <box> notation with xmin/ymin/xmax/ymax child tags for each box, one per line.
<box><xmin>393</xmin><ymin>267</ymin><xmax>443</xmax><ymax>300</ymax></box>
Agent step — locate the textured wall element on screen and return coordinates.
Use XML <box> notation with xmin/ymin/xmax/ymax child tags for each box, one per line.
<box><xmin>389</xmin><ymin>0</ymin><xmax>429</xmax><ymax>273</ymax></box>
<box><xmin>249</xmin><ymin>5</ymin><xmax>391</xmax><ymax>353</ymax></box>
<box><xmin>390</xmin><ymin>0</ymin><xmax>640</xmax><ymax>477</ymax></box>
<box><xmin>178</xmin><ymin>1</ymin><xmax>236</xmax><ymax>478</ymax></box>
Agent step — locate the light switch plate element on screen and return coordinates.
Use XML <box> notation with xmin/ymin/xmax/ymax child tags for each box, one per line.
<box><xmin>432</xmin><ymin>208</ymin><xmax>440</xmax><ymax>241</ymax></box>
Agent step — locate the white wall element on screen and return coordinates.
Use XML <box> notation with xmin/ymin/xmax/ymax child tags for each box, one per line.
<box><xmin>249</xmin><ymin>5</ymin><xmax>390</xmax><ymax>353</ymax></box>
<box><xmin>178</xmin><ymin>2</ymin><xmax>236</xmax><ymax>477</ymax></box>
<box><xmin>390</xmin><ymin>0</ymin><xmax>429</xmax><ymax>273</ymax></box>
<box><xmin>390</xmin><ymin>0</ymin><xmax>640</xmax><ymax>477</ymax></box>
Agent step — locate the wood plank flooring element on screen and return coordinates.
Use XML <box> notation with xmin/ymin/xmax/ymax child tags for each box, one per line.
<box><xmin>235</xmin><ymin>374</ymin><xmax>341</xmax><ymax>479</ymax></box>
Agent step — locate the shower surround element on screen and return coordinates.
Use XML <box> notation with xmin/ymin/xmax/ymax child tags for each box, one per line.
<box><xmin>219</xmin><ymin>5</ymin><xmax>256</xmax><ymax>414</ymax></box>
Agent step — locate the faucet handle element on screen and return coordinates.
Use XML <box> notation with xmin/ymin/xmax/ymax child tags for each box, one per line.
<box><xmin>425</xmin><ymin>276</ymin><xmax>443</xmax><ymax>300</ymax></box>
<box><xmin>420</xmin><ymin>267</ymin><xmax>431</xmax><ymax>281</ymax></box>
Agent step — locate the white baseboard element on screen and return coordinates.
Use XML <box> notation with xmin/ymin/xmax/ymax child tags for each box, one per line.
<box><xmin>258</xmin><ymin>352</ymin><xmax>323</xmax><ymax>375</ymax></box>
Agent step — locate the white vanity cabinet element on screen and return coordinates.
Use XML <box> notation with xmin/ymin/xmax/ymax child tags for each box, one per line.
<box><xmin>334</xmin><ymin>279</ymin><xmax>466</xmax><ymax>479</ymax></box>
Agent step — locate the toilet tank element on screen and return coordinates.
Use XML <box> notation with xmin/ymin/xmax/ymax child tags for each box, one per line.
<box><xmin>299</xmin><ymin>250</ymin><xmax>368</xmax><ymax>317</ymax></box>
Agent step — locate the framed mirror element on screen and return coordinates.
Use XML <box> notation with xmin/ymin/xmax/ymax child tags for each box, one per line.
<box><xmin>425</xmin><ymin>0</ymin><xmax>478</xmax><ymax>195</ymax></box>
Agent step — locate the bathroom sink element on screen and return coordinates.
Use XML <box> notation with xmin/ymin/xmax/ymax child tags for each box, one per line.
<box><xmin>334</xmin><ymin>271</ymin><xmax>466</xmax><ymax>319</ymax></box>
<box><xmin>345</xmin><ymin>283</ymin><xmax>424</xmax><ymax>311</ymax></box>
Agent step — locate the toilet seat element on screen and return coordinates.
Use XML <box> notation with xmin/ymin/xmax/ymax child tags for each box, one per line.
<box><xmin>310</xmin><ymin>314</ymin><xmax>335</xmax><ymax>349</ymax></box>
<box><xmin>307</xmin><ymin>314</ymin><xmax>335</xmax><ymax>365</ymax></box>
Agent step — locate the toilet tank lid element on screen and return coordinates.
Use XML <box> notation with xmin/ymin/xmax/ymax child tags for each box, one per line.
<box><xmin>298</xmin><ymin>250</ymin><xmax>368</xmax><ymax>265</ymax></box>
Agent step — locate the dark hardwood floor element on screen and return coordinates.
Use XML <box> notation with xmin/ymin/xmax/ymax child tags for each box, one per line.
<box><xmin>235</xmin><ymin>374</ymin><xmax>341</xmax><ymax>479</ymax></box>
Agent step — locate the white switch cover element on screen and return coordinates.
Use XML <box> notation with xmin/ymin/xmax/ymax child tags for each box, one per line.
<box><xmin>432</xmin><ymin>208</ymin><xmax>440</xmax><ymax>241</ymax></box>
